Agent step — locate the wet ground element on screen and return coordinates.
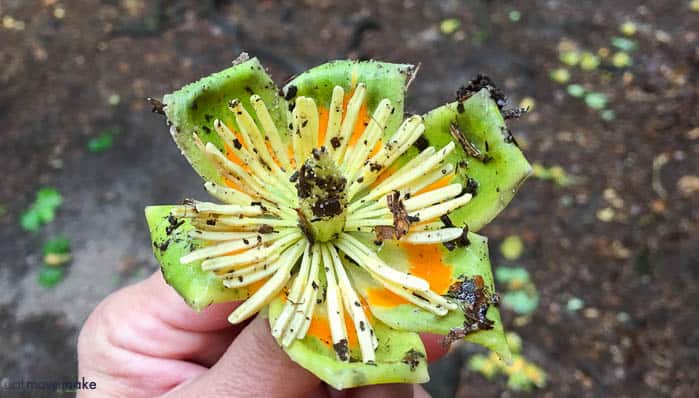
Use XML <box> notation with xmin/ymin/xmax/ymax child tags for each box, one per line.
<box><xmin>1</xmin><ymin>1</ymin><xmax>697</xmax><ymax>397</ymax></box>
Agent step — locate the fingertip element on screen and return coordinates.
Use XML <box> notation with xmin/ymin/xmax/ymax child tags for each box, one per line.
<box><xmin>138</xmin><ymin>271</ymin><xmax>241</xmax><ymax>332</ymax></box>
<box><xmin>413</xmin><ymin>384</ymin><xmax>432</xmax><ymax>398</ymax></box>
<box><xmin>168</xmin><ymin>315</ymin><xmax>320</xmax><ymax>398</ymax></box>
<box><xmin>419</xmin><ymin>332</ymin><xmax>450</xmax><ymax>363</ymax></box>
<box><xmin>308</xmin><ymin>384</ymin><xmax>331</xmax><ymax>398</ymax></box>
<box><xmin>347</xmin><ymin>383</ymin><xmax>414</xmax><ymax>398</ymax></box>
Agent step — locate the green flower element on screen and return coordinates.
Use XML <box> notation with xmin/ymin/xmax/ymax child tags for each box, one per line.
<box><xmin>145</xmin><ymin>55</ymin><xmax>531</xmax><ymax>389</ymax></box>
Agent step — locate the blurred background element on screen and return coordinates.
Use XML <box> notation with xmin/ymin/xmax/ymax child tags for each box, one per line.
<box><xmin>1</xmin><ymin>1</ymin><xmax>697</xmax><ymax>397</ymax></box>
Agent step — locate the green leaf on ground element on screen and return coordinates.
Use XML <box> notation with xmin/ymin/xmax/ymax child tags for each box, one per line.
<box><xmin>502</xmin><ymin>290</ymin><xmax>539</xmax><ymax>315</ymax></box>
<box><xmin>20</xmin><ymin>188</ymin><xmax>63</xmax><ymax>232</ymax></box>
<box><xmin>566</xmin><ymin>297</ymin><xmax>585</xmax><ymax>312</ymax></box>
<box><xmin>559</xmin><ymin>51</ymin><xmax>580</xmax><ymax>66</ymax></box>
<box><xmin>468</xmin><ymin>332</ymin><xmax>546</xmax><ymax>392</ymax></box>
<box><xmin>88</xmin><ymin>127</ymin><xmax>121</xmax><ymax>153</ymax></box>
<box><xmin>579</xmin><ymin>52</ymin><xmax>600</xmax><ymax>71</ymax></box>
<box><xmin>495</xmin><ymin>266</ymin><xmax>531</xmax><ymax>286</ymax></box>
<box><xmin>532</xmin><ymin>163</ymin><xmax>575</xmax><ymax>187</ymax></box>
<box><xmin>499</xmin><ymin>235</ymin><xmax>524</xmax><ymax>260</ymax></box>
<box><xmin>440</xmin><ymin>18</ymin><xmax>460</xmax><ymax>34</ymax></box>
<box><xmin>611</xmin><ymin>37</ymin><xmax>637</xmax><ymax>52</ymax></box>
<box><xmin>496</xmin><ymin>266</ymin><xmax>539</xmax><ymax>315</ymax></box>
<box><xmin>43</xmin><ymin>236</ymin><xmax>71</xmax><ymax>255</ymax></box>
<box><xmin>600</xmin><ymin>109</ymin><xmax>616</xmax><ymax>121</ymax></box>
<box><xmin>619</xmin><ymin>21</ymin><xmax>637</xmax><ymax>36</ymax></box>
<box><xmin>566</xmin><ymin>84</ymin><xmax>586</xmax><ymax>97</ymax></box>
<box><xmin>611</xmin><ymin>52</ymin><xmax>632</xmax><ymax>68</ymax></box>
<box><xmin>43</xmin><ymin>235</ymin><xmax>72</xmax><ymax>266</ymax></box>
<box><xmin>38</xmin><ymin>266</ymin><xmax>65</xmax><ymax>287</ymax></box>
<box><xmin>584</xmin><ymin>92</ymin><xmax>608</xmax><ymax>110</ymax></box>
<box><xmin>549</xmin><ymin>68</ymin><xmax>570</xmax><ymax>84</ymax></box>
<box><xmin>508</xmin><ymin>10</ymin><xmax>521</xmax><ymax>22</ymax></box>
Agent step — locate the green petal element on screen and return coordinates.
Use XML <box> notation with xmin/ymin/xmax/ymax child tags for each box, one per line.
<box><xmin>285</xmin><ymin>60</ymin><xmax>416</xmax><ymax>137</ymax></box>
<box><xmin>420</xmin><ymin>89</ymin><xmax>532</xmax><ymax>231</ymax></box>
<box><xmin>163</xmin><ymin>56</ymin><xmax>289</xmax><ymax>184</ymax></box>
<box><xmin>267</xmin><ymin>295</ymin><xmax>429</xmax><ymax>390</ymax></box>
<box><xmin>145</xmin><ymin>205</ymin><xmax>253</xmax><ymax>311</ymax></box>
<box><xmin>347</xmin><ymin>232</ymin><xmax>512</xmax><ymax>363</ymax></box>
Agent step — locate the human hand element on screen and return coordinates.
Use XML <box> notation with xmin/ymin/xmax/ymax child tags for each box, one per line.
<box><xmin>78</xmin><ymin>271</ymin><xmax>449</xmax><ymax>397</ymax></box>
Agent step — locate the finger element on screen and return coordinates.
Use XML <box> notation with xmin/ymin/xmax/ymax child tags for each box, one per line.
<box><xmin>420</xmin><ymin>332</ymin><xmax>450</xmax><ymax>363</ymax></box>
<box><xmin>413</xmin><ymin>384</ymin><xmax>431</xmax><ymax>398</ymax></box>
<box><xmin>308</xmin><ymin>384</ymin><xmax>330</xmax><ymax>398</ymax></box>
<box><xmin>78</xmin><ymin>303</ymin><xmax>211</xmax><ymax>397</ymax></box>
<box><xmin>138</xmin><ymin>271</ymin><xmax>241</xmax><ymax>332</ymax></box>
<box><xmin>81</xmin><ymin>271</ymin><xmax>244</xmax><ymax>368</ymax></box>
<box><xmin>346</xmin><ymin>384</ymin><xmax>414</xmax><ymax>398</ymax></box>
<box><xmin>165</xmin><ymin>315</ymin><xmax>321</xmax><ymax>398</ymax></box>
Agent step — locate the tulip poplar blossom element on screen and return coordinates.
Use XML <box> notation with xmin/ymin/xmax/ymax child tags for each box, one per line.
<box><xmin>146</xmin><ymin>54</ymin><xmax>531</xmax><ymax>389</ymax></box>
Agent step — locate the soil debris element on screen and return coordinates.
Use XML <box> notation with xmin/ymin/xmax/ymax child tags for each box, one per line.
<box><xmin>457</xmin><ymin>74</ymin><xmax>507</xmax><ymax>109</ymax></box>
<box><xmin>443</xmin><ymin>275</ymin><xmax>499</xmax><ymax>346</ymax></box>
<box><xmin>449</xmin><ymin>124</ymin><xmax>492</xmax><ymax>163</ymax></box>
<box><xmin>402</xmin><ymin>349</ymin><xmax>425</xmax><ymax>371</ymax></box>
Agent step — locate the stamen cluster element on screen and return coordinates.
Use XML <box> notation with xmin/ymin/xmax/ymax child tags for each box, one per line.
<box><xmin>170</xmin><ymin>84</ymin><xmax>473</xmax><ymax>363</ymax></box>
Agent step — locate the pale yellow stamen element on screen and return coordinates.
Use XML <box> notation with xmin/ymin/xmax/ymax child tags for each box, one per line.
<box><xmin>409</xmin><ymin>193</ymin><xmax>472</xmax><ymax>223</ymax></box>
<box><xmin>368</xmin><ymin>142</ymin><xmax>455</xmax><ymax>201</ymax></box>
<box><xmin>292</xmin><ymin>97</ymin><xmax>320</xmax><ymax>166</ymax></box>
<box><xmin>297</xmin><ymin>246</ymin><xmax>323</xmax><ymax>340</ymax></box>
<box><xmin>272</xmin><ymin>244</ymin><xmax>312</xmax><ymax>339</ymax></box>
<box><xmin>347</xmin><ymin>115</ymin><xmax>424</xmax><ymax>199</ymax></box>
<box><xmin>232</xmin><ymin>97</ymin><xmax>288</xmax><ymax>181</ymax></box>
<box><xmin>335</xmin><ymin>233</ymin><xmax>429</xmax><ymax>291</ymax></box>
<box><xmin>403</xmin><ymin>228</ymin><xmax>464</xmax><ymax>244</ymax></box>
<box><xmin>250</xmin><ymin>94</ymin><xmax>292</xmax><ymax>171</ymax></box>
<box><xmin>228</xmin><ymin>239</ymin><xmax>306</xmax><ymax>324</ymax></box>
<box><xmin>201</xmin><ymin>230</ymin><xmax>301</xmax><ymax>271</ymax></box>
<box><xmin>180</xmin><ymin>236</ymin><xmax>265</xmax><ymax>264</ymax></box>
<box><xmin>323</xmin><ymin>86</ymin><xmax>345</xmax><ymax>149</ymax></box>
<box><xmin>320</xmin><ymin>244</ymin><xmax>350</xmax><ymax>362</ymax></box>
<box><xmin>281</xmin><ymin>245</ymin><xmax>321</xmax><ymax>346</ymax></box>
<box><xmin>222</xmin><ymin>261</ymin><xmax>282</xmax><ymax>288</ymax></box>
<box><xmin>188</xmin><ymin>230</ymin><xmax>262</xmax><ymax>241</ymax></box>
<box><xmin>204</xmin><ymin>182</ymin><xmax>254</xmax><ymax>206</ymax></box>
<box><xmin>343</xmin><ymin>99</ymin><xmax>393</xmax><ymax>181</ymax></box>
<box><xmin>333</xmin><ymin>84</ymin><xmax>367</xmax><ymax>162</ymax></box>
<box><xmin>327</xmin><ymin>244</ymin><xmax>377</xmax><ymax>362</ymax></box>
<box><xmin>172</xmin><ymin>201</ymin><xmax>265</xmax><ymax>217</ymax></box>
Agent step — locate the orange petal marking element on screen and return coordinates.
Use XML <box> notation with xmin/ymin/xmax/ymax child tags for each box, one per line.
<box><xmin>414</xmin><ymin>174</ymin><xmax>453</xmax><ymax>196</ymax></box>
<box><xmin>223</xmin><ymin>177</ymin><xmax>241</xmax><ymax>191</ymax></box>
<box><xmin>367</xmin><ymin>286</ymin><xmax>409</xmax><ymax>307</ymax></box>
<box><xmin>307</xmin><ymin>315</ymin><xmax>333</xmax><ymax>347</ymax></box>
<box><xmin>224</xmin><ymin>144</ymin><xmax>246</xmax><ymax>169</ymax></box>
<box><xmin>225</xmin><ymin>123</ymin><xmax>246</xmax><ymax>148</ymax></box>
<box><xmin>358</xmin><ymin>297</ymin><xmax>375</xmax><ymax>323</ymax></box>
<box><xmin>368</xmin><ymin>243</ymin><xmax>454</xmax><ymax>308</ymax></box>
<box><xmin>287</xmin><ymin>144</ymin><xmax>296</xmax><ymax>169</ymax></box>
<box><xmin>368</xmin><ymin>139</ymin><xmax>383</xmax><ymax>158</ymax></box>
<box><xmin>265</xmin><ymin>141</ymin><xmax>283</xmax><ymax>168</ymax></box>
<box><xmin>400</xmin><ymin>242</ymin><xmax>453</xmax><ymax>294</ymax></box>
<box><xmin>306</xmin><ymin>310</ymin><xmax>368</xmax><ymax>349</ymax></box>
<box><xmin>248</xmin><ymin>278</ymin><xmax>267</xmax><ymax>294</ymax></box>
<box><xmin>317</xmin><ymin>106</ymin><xmax>329</xmax><ymax>147</ymax></box>
<box><xmin>370</xmin><ymin>164</ymin><xmax>398</xmax><ymax>188</ymax></box>
<box><xmin>344</xmin><ymin>310</ymin><xmax>359</xmax><ymax>348</ymax></box>
<box><xmin>345</xmin><ymin>94</ymin><xmax>370</xmax><ymax>148</ymax></box>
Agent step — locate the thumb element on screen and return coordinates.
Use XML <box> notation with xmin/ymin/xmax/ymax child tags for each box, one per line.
<box><xmin>165</xmin><ymin>315</ymin><xmax>320</xmax><ymax>398</ymax></box>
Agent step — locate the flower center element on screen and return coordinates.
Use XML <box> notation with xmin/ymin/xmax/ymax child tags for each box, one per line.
<box><xmin>294</xmin><ymin>147</ymin><xmax>347</xmax><ymax>242</ymax></box>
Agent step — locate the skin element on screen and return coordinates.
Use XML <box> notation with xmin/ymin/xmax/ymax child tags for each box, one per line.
<box><xmin>78</xmin><ymin>271</ymin><xmax>450</xmax><ymax>398</ymax></box>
